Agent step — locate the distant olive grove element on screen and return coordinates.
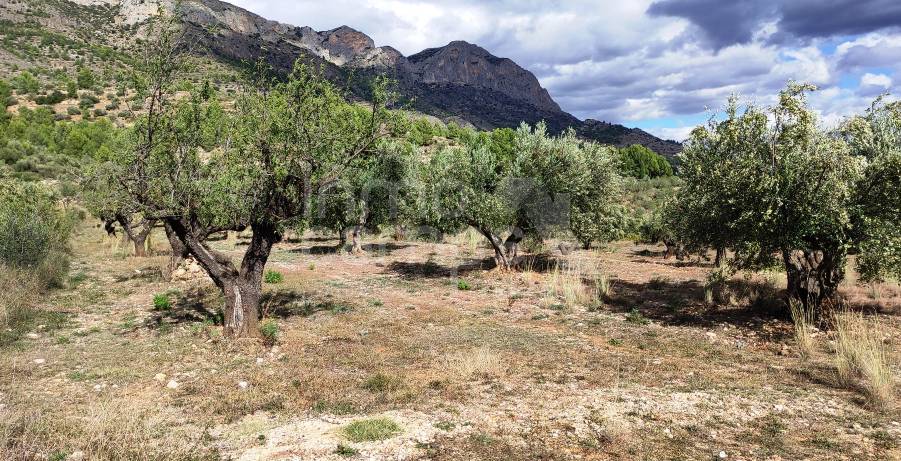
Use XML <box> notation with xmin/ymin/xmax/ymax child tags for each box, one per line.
<box><xmin>1</xmin><ymin>16</ymin><xmax>899</xmax><ymax>340</ymax></box>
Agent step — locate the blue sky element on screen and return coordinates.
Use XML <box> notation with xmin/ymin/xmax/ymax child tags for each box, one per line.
<box><xmin>230</xmin><ymin>0</ymin><xmax>901</xmax><ymax>141</ymax></box>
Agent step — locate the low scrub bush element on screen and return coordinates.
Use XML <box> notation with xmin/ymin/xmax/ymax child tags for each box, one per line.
<box><xmin>343</xmin><ymin>418</ymin><xmax>401</xmax><ymax>442</ymax></box>
<box><xmin>263</xmin><ymin>270</ymin><xmax>283</xmax><ymax>284</ymax></box>
<box><xmin>259</xmin><ymin>319</ymin><xmax>278</xmax><ymax>346</ymax></box>
<box><xmin>0</xmin><ymin>181</ymin><xmax>73</xmax><ymax>283</ymax></box>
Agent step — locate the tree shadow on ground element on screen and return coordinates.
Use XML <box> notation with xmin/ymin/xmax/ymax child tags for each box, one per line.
<box><xmin>261</xmin><ymin>289</ymin><xmax>354</xmax><ymax>318</ymax></box>
<box><xmin>361</xmin><ymin>242</ymin><xmax>413</xmax><ymax>255</ymax></box>
<box><xmin>146</xmin><ymin>286</ymin><xmax>223</xmax><ymax>329</ymax></box>
<box><xmin>607</xmin><ymin>277</ymin><xmax>793</xmax><ymax>341</ymax></box>
<box><xmin>386</xmin><ymin>256</ymin><xmax>492</xmax><ymax>279</ymax></box>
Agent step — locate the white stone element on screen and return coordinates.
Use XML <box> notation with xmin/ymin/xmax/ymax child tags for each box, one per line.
<box><xmin>256</xmin><ymin>357</ymin><xmax>265</xmax><ymax>365</ymax></box>
<box><xmin>33</xmin><ymin>358</ymin><xmax>46</xmax><ymax>365</ymax></box>
<box><xmin>67</xmin><ymin>450</ymin><xmax>85</xmax><ymax>461</ymax></box>
<box><xmin>166</xmin><ymin>380</ymin><xmax>180</xmax><ymax>389</ymax></box>
<box><xmin>238</xmin><ymin>381</ymin><xmax>249</xmax><ymax>389</ymax></box>
<box><xmin>26</xmin><ymin>333</ymin><xmax>39</xmax><ymax>339</ymax></box>
<box><xmin>154</xmin><ymin>373</ymin><xmax>167</xmax><ymax>382</ymax></box>
<box><xmin>719</xmin><ymin>451</ymin><xmax>728</xmax><ymax>459</ymax></box>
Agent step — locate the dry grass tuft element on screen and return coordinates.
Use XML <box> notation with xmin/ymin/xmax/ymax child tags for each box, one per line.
<box><xmin>789</xmin><ymin>300</ymin><xmax>815</xmax><ymax>359</ymax></box>
<box><xmin>547</xmin><ymin>259</ymin><xmax>589</xmax><ymax>308</ymax></box>
<box><xmin>442</xmin><ymin>347</ymin><xmax>505</xmax><ymax>382</ymax></box>
<box><xmin>833</xmin><ymin>311</ymin><xmax>895</xmax><ymax>408</ymax></box>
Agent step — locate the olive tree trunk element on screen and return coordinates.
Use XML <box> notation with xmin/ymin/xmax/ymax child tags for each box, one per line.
<box><xmin>163</xmin><ymin>221</ymin><xmax>189</xmax><ymax>280</ymax></box>
<box><xmin>714</xmin><ymin>247</ymin><xmax>726</xmax><ymax>268</ymax></box>
<box><xmin>118</xmin><ymin>214</ymin><xmax>155</xmax><ymax>257</ymax></box>
<box><xmin>781</xmin><ymin>248</ymin><xmax>845</xmax><ymax>317</ymax></box>
<box><xmin>477</xmin><ymin>227</ymin><xmax>510</xmax><ymax>269</ymax></box>
<box><xmin>168</xmin><ymin>219</ymin><xmax>278</xmax><ymax>338</ymax></box>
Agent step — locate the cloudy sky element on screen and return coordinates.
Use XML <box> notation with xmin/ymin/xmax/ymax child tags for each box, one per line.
<box><xmin>228</xmin><ymin>0</ymin><xmax>901</xmax><ymax>140</ymax></box>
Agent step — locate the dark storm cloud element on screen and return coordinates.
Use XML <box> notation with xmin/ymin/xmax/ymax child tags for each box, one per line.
<box><xmin>649</xmin><ymin>0</ymin><xmax>901</xmax><ymax>49</ymax></box>
<box><xmin>647</xmin><ymin>0</ymin><xmax>775</xmax><ymax>49</ymax></box>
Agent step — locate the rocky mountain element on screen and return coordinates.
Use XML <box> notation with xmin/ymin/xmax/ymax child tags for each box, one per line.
<box><xmin>1</xmin><ymin>0</ymin><xmax>681</xmax><ymax>157</ymax></box>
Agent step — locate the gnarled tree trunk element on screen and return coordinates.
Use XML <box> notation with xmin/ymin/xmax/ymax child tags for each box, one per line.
<box><xmin>478</xmin><ymin>227</ymin><xmax>510</xmax><ymax>269</ymax></box>
<box><xmin>117</xmin><ymin>214</ymin><xmax>155</xmax><ymax>257</ymax></box>
<box><xmin>351</xmin><ymin>224</ymin><xmax>365</xmax><ymax>254</ymax></box>
<box><xmin>782</xmin><ymin>248</ymin><xmax>845</xmax><ymax>318</ymax></box>
<box><xmin>168</xmin><ymin>218</ymin><xmax>279</xmax><ymax>338</ymax></box>
<box><xmin>504</xmin><ymin>227</ymin><xmax>524</xmax><ymax>261</ymax></box>
<box><xmin>163</xmin><ymin>221</ymin><xmax>189</xmax><ymax>280</ymax></box>
<box><xmin>714</xmin><ymin>247</ymin><xmax>726</xmax><ymax>268</ymax></box>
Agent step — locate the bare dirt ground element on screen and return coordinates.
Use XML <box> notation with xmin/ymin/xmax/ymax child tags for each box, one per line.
<box><xmin>2</xmin><ymin>224</ymin><xmax>899</xmax><ymax>460</ymax></box>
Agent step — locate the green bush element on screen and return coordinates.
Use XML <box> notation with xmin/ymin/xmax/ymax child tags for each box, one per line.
<box><xmin>457</xmin><ymin>279</ymin><xmax>471</xmax><ymax>291</ymax></box>
<box><xmin>618</xmin><ymin>144</ymin><xmax>673</xmax><ymax>179</ymax></box>
<box><xmin>0</xmin><ymin>181</ymin><xmax>72</xmax><ymax>274</ymax></box>
<box><xmin>152</xmin><ymin>293</ymin><xmax>171</xmax><ymax>311</ymax></box>
<box><xmin>263</xmin><ymin>270</ymin><xmax>283</xmax><ymax>284</ymax></box>
<box><xmin>343</xmin><ymin>418</ymin><xmax>401</xmax><ymax>442</ymax></box>
<box><xmin>260</xmin><ymin>319</ymin><xmax>278</xmax><ymax>345</ymax></box>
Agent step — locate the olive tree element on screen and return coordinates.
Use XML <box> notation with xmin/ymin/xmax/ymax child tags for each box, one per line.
<box><xmin>415</xmin><ymin>136</ymin><xmax>516</xmax><ymax>267</ymax></box>
<box><xmin>99</xmin><ymin>16</ymin><xmax>399</xmax><ymax>337</ymax></box>
<box><xmin>676</xmin><ymin>84</ymin><xmax>901</xmax><ymax>316</ymax></box>
<box><xmin>514</xmin><ymin>124</ymin><xmax>625</xmax><ymax>250</ymax></box>
<box><xmin>416</xmin><ymin>122</ymin><xmax>625</xmax><ymax>267</ymax></box>
<box><xmin>312</xmin><ymin>139</ymin><xmax>415</xmax><ymax>252</ymax></box>
<box><xmin>843</xmin><ymin>98</ymin><xmax>901</xmax><ymax>282</ymax></box>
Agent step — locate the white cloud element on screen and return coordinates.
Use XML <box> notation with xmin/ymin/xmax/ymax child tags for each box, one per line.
<box><xmin>861</xmin><ymin>72</ymin><xmax>892</xmax><ymax>88</ymax></box>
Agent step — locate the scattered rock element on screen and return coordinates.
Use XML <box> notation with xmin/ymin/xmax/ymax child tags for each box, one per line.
<box><xmin>67</xmin><ymin>451</ymin><xmax>85</xmax><ymax>461</ymax></box>
<box><xmin>26</xmin><ymin>333</ymin><xmax>39</xmax><ymax>339</ymax></box>
<box><xmin>166</xmin><ymin>380</ymin><xmax>180</xmax><ymax>390</ymax></box>
<box><xmin>154</xmin><ymin>373</ymin><xmax>167</xmax><ymax>383</ymax></box>
<box><xmin>33</xmin><ymin>358</ymin><xmax>46</xmax><ymax>365</ymax></box>
<box><xmin>719</xmin><ymin>451</ymin><xmax>728</xmax><ymax>459</ymax></box>
<box><xmin>238</xmin><ymin>381</ymin><xmax>249</xmax><ymax>389</ymax></box>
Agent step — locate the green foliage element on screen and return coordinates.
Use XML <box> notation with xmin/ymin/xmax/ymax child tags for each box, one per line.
<box><xmin>0</xmin><ymin>106</ymin><xmax>116</xmax><ymax>182</ymax></box>
<box><xmin>334</xmin><ymin>444</ymin><xmax>359</xmax><ymax>457</ymax></box>
<box><xmin>152</xmin><ymin>293</ymin><xmax>171</xmax><ymax>310</ymax></box>
<box><xmin>76</xmin><ymin>66</ymin><xmax>95</xmax><ymax>89</ymax></box>
<box><xmin>343</xmin><ymin>418</ymin><xmax>402</xmax><ymax>442</ymax></box>
<box><xmin>618</xmin><ymin>144</ymin><xmax>673</xmax><ymax>178</ymax></box>
<box><xmin>457</xmin><ymin>279</ymin><xmax>471</xmax><ymax>290</ymax></box>
<box><xmin>415</xmin><ymin>122</ymin><xmax>626</xmax><ymax>260</ymax></box>
<box><xmin>843</xmin><ymin>99</ymin><xmax>901</xmax><ymax>282</ymax></box>
<box><xmin>11</xmin><ymin>71</ymin><xmax>40</xmax><ymax>96</ymax></box>
<box><xmin>263</xmin><ymin>270</ymin><xmax>283</xmax><ymax>284</ymax></box>
<box><xmin>259</xmin><ymin>319</ymin><xmax>278</xmax><ymax>345</ymax></box>
<box><xmin>361</xmin><ymin>372</ymin><xmax>403</xmax><ymax>392</ymax></box>
<box><xmin>0</xmin><ymin>181</ymin><xmax>72</xmax><ymax>286</ymax></box>
<box><xmin>674</xmin><ymin>83</ymin><xmax>901</xmax><ymax>311</ymax></box>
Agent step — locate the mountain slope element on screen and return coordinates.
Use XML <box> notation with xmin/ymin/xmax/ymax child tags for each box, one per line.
<box><xmin>0</xmin><ymin>0</ymin><xmax>681</xmax><ymax>157</ymax></box>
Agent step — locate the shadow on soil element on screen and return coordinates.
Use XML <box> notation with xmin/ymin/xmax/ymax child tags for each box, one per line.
<box><xmin>607</xmin><ymin>277</ymin><xmax>793</xmax><ymax>341</ymax></box>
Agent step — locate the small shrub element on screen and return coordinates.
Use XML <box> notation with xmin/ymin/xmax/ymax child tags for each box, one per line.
<box><xmin>152</xmin><ymin>293</ymin><xmax>170</xmax><ymax>311</ymax></box>
<box><xmin>343</xmin><ymin>418</ymin><xmax>402</xmax><ymax>442</ymax></box>
<box><xmin>435</xmin><ymin>421</ymin><xmax>456</xmax><ymax>431</ymax></box>
<box><xmin>260</xmin><ymin>319</ymin><xmax>278</xmax><ymax>346</ymax></box>
<box><xmin>264</xmin><ymin>270</ymin><xmax>283</xmax><ymax>284</ymax></box>
<box><xmin>361</xmin><ymin>372</ymin><xmax>403</xmax><ymax>392</ymax></box>
<box><xmin>457</xmin><ymin>279</ymin><xmax>471</xmax><ymax>290</ymax></box>
<box><xmin>334</xmin><ymin>444</ymin><xmax>359</xmax><ymax>457</ymax></box>
<box><xmin>625</xmin><ymin>308</ymin><xmax>649</xmax><ymax>325</ymax></box>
